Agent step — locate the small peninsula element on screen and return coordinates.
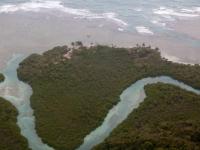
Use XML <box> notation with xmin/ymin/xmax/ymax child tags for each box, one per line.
<box><xmin>17</xmin><ymin>44</ymin><xmax>200</xmax><ymax>150</ymax></box>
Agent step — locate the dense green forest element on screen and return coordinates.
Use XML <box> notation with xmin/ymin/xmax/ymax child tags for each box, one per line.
<box><xmin>17</xmin><ymin>44</ymin><xmax>200</xmax><ymax>150</ymax></box>
<box><xmin>0</xmin><ymin>73</ymin><xmax>4</xmax><ymax>82</ymax></box>
<box><xmin>0</xmin><ymin>97</ymin><xmax>30</xmax><ymax>150</ymax></box>
<box><xmin>94</xmin><ymin>83</ymin><xmax>200</xmax><ymax>150</ymax></box>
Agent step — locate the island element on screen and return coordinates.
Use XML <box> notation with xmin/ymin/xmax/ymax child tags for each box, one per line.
<box><xmin>0</xmin><ymin>73</ymin><xmax>4</xmax><ymax>82</ymax></box>
<box><xmin>0</xmin><ymin>97</ymin><xmax>30</xmax><ymax>150</ymax></box>
<box><xmin>17</xmin><ymin>43</ymin><xmax>200</xmax><ymax>150</ymax></box>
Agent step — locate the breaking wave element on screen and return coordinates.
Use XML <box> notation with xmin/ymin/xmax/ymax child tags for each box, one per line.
<box><xmin>0</xmin><ymin>0</ymin><xmax>128</xmax><ymax>27</ymax></box>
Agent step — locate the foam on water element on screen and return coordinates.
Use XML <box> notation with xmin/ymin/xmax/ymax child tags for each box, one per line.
<box><xmin>151</xmin><ymin>20</ymin><xmax>166</xmax><ymax>27</ymax></box>
<box><xmin>0</xmin><ymin>0</ymin><xmax>128</xmax><ymax>27</ymax></box>
<box><xmin>153</xmin><ymin>6</ymin><xmax>200</xmax><ymax>18</ymax></box>
<box><xmin>0</xmin><ymin>0</ymin><xmax>199</xmax><ymax>36</ymax></box>
<box><xmin>135</xmin><ymin>26</ymin><xmax>154</xmax><ymax>35</ymax></box>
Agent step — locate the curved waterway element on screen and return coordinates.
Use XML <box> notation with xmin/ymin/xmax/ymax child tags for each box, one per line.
<box><xmin>0</xmin><ymin>54</ymin><xmax>54</xmax><ymax>150</ymax></box>
<box><xmin>77</xmin><ymin>76</ymin><xmax>200</xmax><ymax>150</ymax></box>
<box><xmin>0</xmin><ymin>54</ymin><xmax>200</xmax><ymax>150</ymax></box>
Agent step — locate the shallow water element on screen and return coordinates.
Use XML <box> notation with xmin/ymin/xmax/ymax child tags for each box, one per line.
<box><xmin>0</xmin><ymin>54</ymin><xmax>54</xmax><ymax>150</ymax></box>
<box><xmin>0</xmin><ymin>0</ymin><xmax>199</xmax><ymax>66</ymax></box>
<box><xmin>77</xmin><ymin>76</ymin><xmax>200</xmax><ymax>150</ymax></box>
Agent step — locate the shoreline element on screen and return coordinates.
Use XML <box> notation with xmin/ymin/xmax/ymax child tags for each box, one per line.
<box><xmin>0</xmin><ymin>12</ymin><xmax>200</xmax><ymax>69</ymax></box>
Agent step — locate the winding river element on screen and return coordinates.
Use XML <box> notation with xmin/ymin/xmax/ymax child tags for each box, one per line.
<box><xmin>77</xmin><ymin>76</ymin><xmax>200</xmax><ymax>149</ymax></box>
<box><xmin>0</xmin><ymin>55</ymin><xmax>200</xmax><ymax>150</ymax></box>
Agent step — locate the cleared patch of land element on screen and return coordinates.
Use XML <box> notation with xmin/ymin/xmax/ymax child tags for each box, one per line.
<box><xmin>94</xmin><ymin>83</ymin><xmax>200</xmax><ymax>150</ymax></box>
<box><xmin>18</xmin><ymin>45</ymin><xmax>200</xmax><ymax>150</ymax></box>
<box><xmin>0</xmin><ymin>97</ymin><xmax>30</xmax><ymax>150</ymax></box>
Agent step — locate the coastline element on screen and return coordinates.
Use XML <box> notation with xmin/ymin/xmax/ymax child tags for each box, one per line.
<box><xmin>0</xmin><ymin>12</ymin><xmax>200</xmax><ymax>69</ymax></box>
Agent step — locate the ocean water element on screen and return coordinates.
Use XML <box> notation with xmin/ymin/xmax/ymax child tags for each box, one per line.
<box><xmin>0</xmin><ymin>0</ymin><xmax>200</xmax><ymax>32</ymax></box>
<box><xmin>0</xmin><ymin>0</ymin><xmax>199</xmax><ymax>65</ymax></box>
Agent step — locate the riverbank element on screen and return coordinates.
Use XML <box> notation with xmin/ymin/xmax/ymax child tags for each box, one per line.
<box><xmin>0</xmin><ymin>55</ymin><xmax>54</xmax><ymax>150</ymax></box>
<box><xmin>94</xmin><ymin>83</ymin><xmax>200</xmax><ymax>150</ymax></box>
<box><xmin>0</xmin><ymin>97</ymin><xmax>30</xmax><ymax>150</ymax></box>
<box><xmin>78</xmin><ymin>76</ymin><xmax>200</xmax><ymax>150</ymax></box>
<box><xmin>17</xmin><ymin>45</ymin><xmax>200</xmax><ymax>150</ymax></box>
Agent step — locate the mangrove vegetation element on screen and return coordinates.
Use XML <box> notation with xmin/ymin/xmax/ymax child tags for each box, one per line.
<box><xmin>0</xmin><ymin>97</ymin><xmax>30</xmax><ymax>150</ymax></box>
<box><xmin>17</xmin><ymin>44</ymin><xmax>200</xmax><ymax>150</ymax></box>
<box><xmin>94</xmin><ymin>83</ymin><xmax>200</xmax><ymax>150</ymax></box>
